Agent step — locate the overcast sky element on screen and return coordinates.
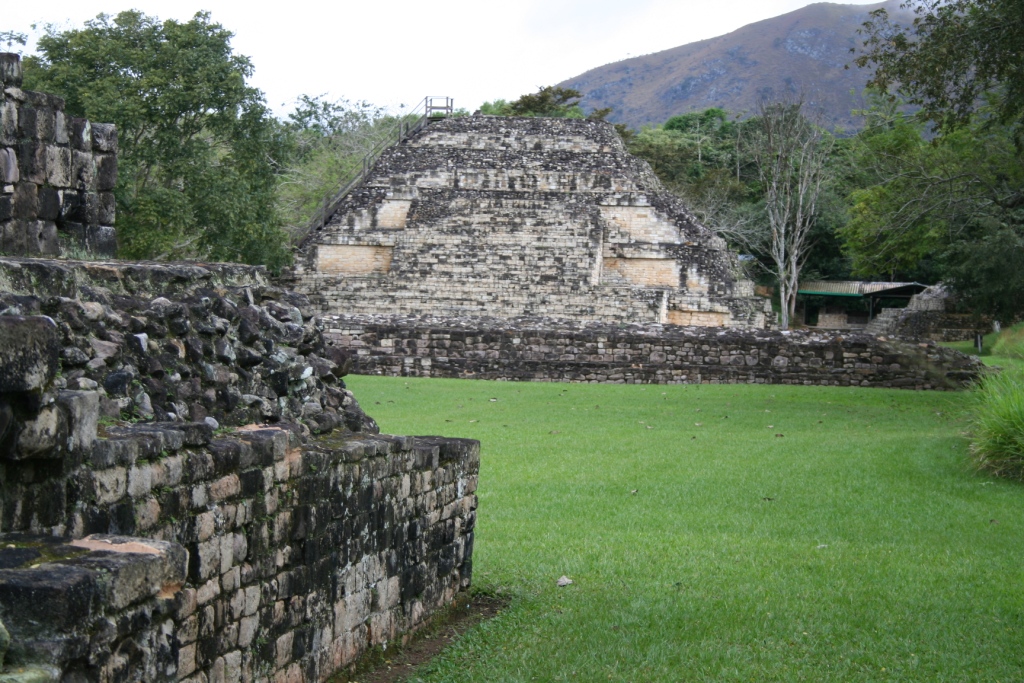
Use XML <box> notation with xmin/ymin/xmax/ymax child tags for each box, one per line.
<box><xmin>6</xmin><ymin>0</ymin><xmax>885</xmax><ymax>117</ymax></box>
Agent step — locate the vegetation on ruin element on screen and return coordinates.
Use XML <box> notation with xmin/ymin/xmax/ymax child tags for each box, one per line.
<box><xmin>276</xmin><ymin>95</ymin><xmax>396</xmax><ymax>240</ymax></box>
<box><xmin>350</xmin><ymin>375</ymin><xmax>1024</xmax><ymax>682</ymax></box>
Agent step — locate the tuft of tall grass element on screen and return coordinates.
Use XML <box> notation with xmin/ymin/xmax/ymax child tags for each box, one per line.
<box><xmin>971</xmin><ymin>368</ymin><xmax>1024</xmax><ymax>478</ymax></box>
<box><xmin>991</xmin><ymin>323</ymin><xmax>1024</xmax><ymax>359</ymax></box>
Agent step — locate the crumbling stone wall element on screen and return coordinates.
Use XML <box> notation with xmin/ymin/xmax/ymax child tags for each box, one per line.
<box><xmin>1</xmin><ymin>54</ymin><xmax>117</xmax><ymax>258</ymax></box>
<box><xmin>323</xmin><ymin>314</ymin><xmax>980</xmax><ymax>390</ymax></box>
<box><xmin>287</xmin><ymin>116</ymin><xmax>772</xmax><ymax>329</ymax></box>
<box><xmin>0</xmin><ymin>261</ymin><xmax>478</xmax><ymax>682</ymax></box>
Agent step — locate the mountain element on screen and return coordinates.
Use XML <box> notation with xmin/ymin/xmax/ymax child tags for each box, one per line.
<box><xmin>559</xmin><ymin>0</ymin><xmax>914</xmax><ymax>130</ymax></box>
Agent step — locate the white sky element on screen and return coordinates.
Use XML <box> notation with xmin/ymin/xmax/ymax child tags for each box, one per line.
<box><xmin>5</xmin><ymin>0</ymin><xmax>885</xmax><ymax>117</ymax></box>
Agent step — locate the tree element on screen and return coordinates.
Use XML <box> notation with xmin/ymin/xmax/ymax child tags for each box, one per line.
<box><xmin>480</xmin><ymin>86</ymin><xmax>611</xmax><ymax>120</ymax></box>
<box><xmin>277</xmin><ymin>95</ymin><xmax>392</xmax><ymax>239</ymax></box>
<box><xmin>841</xmin><ymin>96</ymin><xmax>1024</xmax><ymax>319</ymax></box>
<box><xmin>627</xmin><ymin>107</ymin><xmax>851</xmax><ymax>300</ymax></box>
<box><xmin>750</xmin><ymin>100</ymin><xmax>836</xmax><ymax>329</ymax></box>
<box><xmin>23</xmin><ymin>11</ymin><xmax>291</xmax><ymax>270</ymax></box>
<box><xmin>855</xmin><ymin>0</ymin><xmax>1024</xmax><ymax>143</ymax></box>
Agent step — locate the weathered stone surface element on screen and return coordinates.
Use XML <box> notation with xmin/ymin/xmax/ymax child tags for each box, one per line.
<box><xmin>324</xmin><ymin>313</ymin><xmax>982</xmax><ymax>390</ymax></box>
<box><xmin>0</xmin><ymin>316</ymin><xmax>58</xmax><ymax>393</ymax></box>
<box><xmin>0</xmin><ymin>263</ymin><xmax>476</xmax><ymax>682</ymax></box>
<box><xmin>0</xmin><ymin>54</ymin><xmax>115</xmax><ymax>259</ymax></box>
<box><xmin>0</xmin><ymin>424</ymin><xmax>478</xmax><ymax>681</ymax></box>
<box><xmin>0</xmin><ymin>54</ymin><xmax>21</xmax><ymax>88</ymax></box>
<box><xmin>288</xmin><ymin>115</ymin><xmax>772</xmax><ymax>329</ymax></box>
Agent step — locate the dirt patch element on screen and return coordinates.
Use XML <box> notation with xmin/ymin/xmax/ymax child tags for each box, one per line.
<box><xmin>331</xmin><ymin>593</ymin><xmax>507</xmax><ymax>683</ymax></box>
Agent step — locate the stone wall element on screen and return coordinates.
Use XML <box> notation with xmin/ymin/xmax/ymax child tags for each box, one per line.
<box><xmin>0</xmin><ymin>260</ymin><xmax>478</xmax><ymax>682</ymax></box>
<box><xmin>322</xmin><ymin>314</ymin><xmax>981</xmax><ymax>390</ymax></box>
<box><xmin>286</xmin><ymin>116</ymin><xmax>772</xmax><ymax>329</ymax></box>
<box><xmin>1</xmin><ymin>54</ymin><xmax>118</xmax><ymax>258</ymax></box>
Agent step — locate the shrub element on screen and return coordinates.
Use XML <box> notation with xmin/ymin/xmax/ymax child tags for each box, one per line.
<box><xmin>970</xmin><ymin>368</ymin><xmax>1024</xmax><ymax>479</ymax></box>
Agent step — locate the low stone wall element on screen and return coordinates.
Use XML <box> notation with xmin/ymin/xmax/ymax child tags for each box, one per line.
<box><xmin>1</xmin><ymin>54</ymin><xmax>117</xmax><ymax>258</ymax></box>
<box><xmin>0</xmin><ymin>259</ymin><xmax>478</xmax><ymax>682</ymax></box>
<box><xmin>0</xmin><ymin>421</ymin><xmax>478</xmax><ymax>683</ymax></box>
<box><xmin>323</xmin><ymin>314</ymin><xmax>981</xmax><ymax>390</ymax></box>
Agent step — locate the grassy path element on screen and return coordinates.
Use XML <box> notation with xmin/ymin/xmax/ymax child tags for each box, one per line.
<box><xmin>347</xmin><ymin>377</ymin><xmax>1024</xmax><ymax>682</ymax></box>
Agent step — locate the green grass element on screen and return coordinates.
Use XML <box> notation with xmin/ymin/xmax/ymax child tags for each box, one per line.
<box><xmin>943</xmin><ymin>323</ymin><xmax>1024</xmax><ymax>372</ymax></box>
<box><xmin>348</xmin><ymin>376</ymin><xmax>1024</xmax><ymax>682</ymax></box>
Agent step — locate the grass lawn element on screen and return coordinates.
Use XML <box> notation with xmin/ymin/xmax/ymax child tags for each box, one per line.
<box><xmin>347</xmin><ymin>376</ymin><xmax>1024</xmax><ymax>682</ymax></box>
<box><xmin>943</xmin><ymin>326</ymin><xmax>1024</xmax><ymax>373</ymax></box>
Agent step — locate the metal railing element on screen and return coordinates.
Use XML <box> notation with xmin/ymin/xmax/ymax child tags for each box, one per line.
<box><xmin>302</xmin><ymin>96</ymin><xmax>453</xmax><ymax>242</ymax></box>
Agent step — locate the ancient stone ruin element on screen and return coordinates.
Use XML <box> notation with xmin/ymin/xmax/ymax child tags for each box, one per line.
<box><xmin>288</xmin><ymin>114</ymin><xmax>982</xmax><ymax>389</ymax></box>
<box><xmin>288</xmin><ymin>115</ymin><xmax>772</xmax><ymax>328</ymax></box>
<box><xmin>0</xmin><ymin>54</ymin><xmax>476</xmax><ymax>683</ymax></box>
<box><xmin>321</xmin><ymin>314</ymin><xmax>980</xmax><ymax>389</ymax></box>
<box><xmin>1</xmin><ymin>54</ymin><xmax>117</xmax><ymax>258</ymax></box>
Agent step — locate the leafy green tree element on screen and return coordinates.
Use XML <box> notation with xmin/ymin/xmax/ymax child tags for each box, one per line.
<box><xmin>277</xmin><ymin>95</ymin><xmax>393</xmax><ymax>238</ymax></box>
<box><xmin>628</xmin><ymin>106</ymin><xmax>851</xmax><ymax>312</ymax></box>
<box><xmin>480</xmin><ymin>86</ymin><xmax>611</xmax><ymax>120</ymax></box>
<box><xmin>856</xmin><ymin>0</ymin><xmax>1024</xmax><ymax>144</ymax></box>
<box><xmin>841</xmin><ymin>97</ymin><xmax>1024</xmax><ymax>319</ymax></box>
<box><xmin>24</xmin><ymin>11</ymin><xmax>291</xmax><ymax>270</ymax></box>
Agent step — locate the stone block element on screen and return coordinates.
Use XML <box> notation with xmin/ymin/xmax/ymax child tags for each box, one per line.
<box><xmin>72</xmin><ymin>150</ymin><xmax>95</xmax><ymax>191</ymax></box>
<box><xmin>86</xmin><ymin>225</ymin><xmax>117</xmax><ymax>257</ymax></box>
<box><xmin>0</xmin><ymin>102</ymin><xmax>16</xmax><ymax>146</ymax></box>
<box><xmin>91</xmin><ymin>123</ymin><xmax>117</xmax><ymax>153</ymax></box>
<box><xmin>195</xmin><ymin>539</ymin><xmax>221</xmax><ymax>581</ymax></box>
<box><xmin>16</xmin><ymin>142</ymin><xmax>45</xmax><ymax>184</ymax></box>
<box><xmin>0</xmin><ymin>564</ymin><xmax>97</xmax><ymax>638</ymax></box>
<box><xmin>178</xmin><ymin>642</ymin><xmax>198</xmax><ymax>677</ymax></box>
<box><xmin>0</xmin><ymin>315</ymin><xmax>59</xmax><ymax>393</ymax></box>
<box><xmin>127</xmin><ymin>464</ymin><xmax>153</xmax><ymax>499</ymax></box>
<box><xmin>238</xmin><ymin>614</ymin><xmax>258</xmax><ymax>648</ymax></box>
<box><xmin>90</xmin><ymin>437</ymin><xmax>140</xmax><ymax>468</ymax></box>
<box><xmin>76</xmin><ymin>536</ymin><xmax>185</xmax><ymax>603</ymax></box>
<box><xmin>70</xmin><ymin>118</ymin><xmax>91</xmax><ymax>152</ymax></box>
<box><xmin>34</xmin><ymin>108</ymin><xmax>56</xmax><ymax>142</ymax></box>
<box><xmin>0</xmin><ymin>54</ymin><xmax>21</xmax><ymax>88</ymax></box>
<box><xmin>98</xmin><ymin>191</ymin><xmax>116</xmax><ymax>224</ymax></box>
<box><xmin>196</xmin><ymin>576</ymin><xmax>221</xmax><ymax>604</ymax></box>
<box><xmin>0</xmin><ymin>147</ymin><xmax>17</xmax><ymax>184</ymax></box>
<box><xmin>45</xmin><ymin>145</ymin><xmax>71</xmax><ymax>187</ymax></box>
<box><xmin>14</xmin><ymin>404</ymin><xmax>62</xmax><ymax>458</ymax></box>
<box><xmin>92</xmin><ymin>467</ymin><xmax>128</xmax><ymax>505</ymax></box>
<box><xmin>95</xmin><ymin>151</ymin><xmax>117</xmax><ymax>191</ymax></box>
<box><xmin>11</xmin><ymin>181</ymin><xmax>36</xmax><ymax>219</ymax></box>
<box><xmin>54</xmin><ymin>111</ymin><xmax>68</xmax><ymax>144</ymax></box>
<box><xmin>57</xmin><ymin>390</ymin><xmax>99</xmax><ymax>453</ymax></box>
<box><xmin>37</xmin><ymin>186</ymin><xmax>60</xmax><ymax>220</ymax></box>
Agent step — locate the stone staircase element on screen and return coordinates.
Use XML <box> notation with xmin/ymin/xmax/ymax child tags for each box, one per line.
<box><xmin>865</xmin><ymin>307</ymin><xmax>905</xmax><ymax>336</ymax></box>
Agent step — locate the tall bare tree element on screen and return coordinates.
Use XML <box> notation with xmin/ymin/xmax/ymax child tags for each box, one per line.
<box><xmin>751</xmin><ymin>100</ymin><xmax>835</xmax><ymax>329</ymax></box>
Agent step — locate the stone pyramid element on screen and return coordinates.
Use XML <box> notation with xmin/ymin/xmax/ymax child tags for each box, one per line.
<box><xmin>290</xmin><ymin>115</ymin><xmax>772</xmax><ymax>328</ymax></box>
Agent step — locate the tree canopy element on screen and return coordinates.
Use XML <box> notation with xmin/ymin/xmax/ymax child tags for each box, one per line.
<box><xmin>856</xmin><ymin>0</ymin><xmax>1024</xmax><ymax>142</ymax></box>
<box><xmin>24</xmin><ymin>11</ymin><xmax>291</xmax><ymax>270</ymax></box>
<box><xmin>480</xmin><ymin>86</ymin><xmax>610</xmax><ymax>120</ymax></box>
